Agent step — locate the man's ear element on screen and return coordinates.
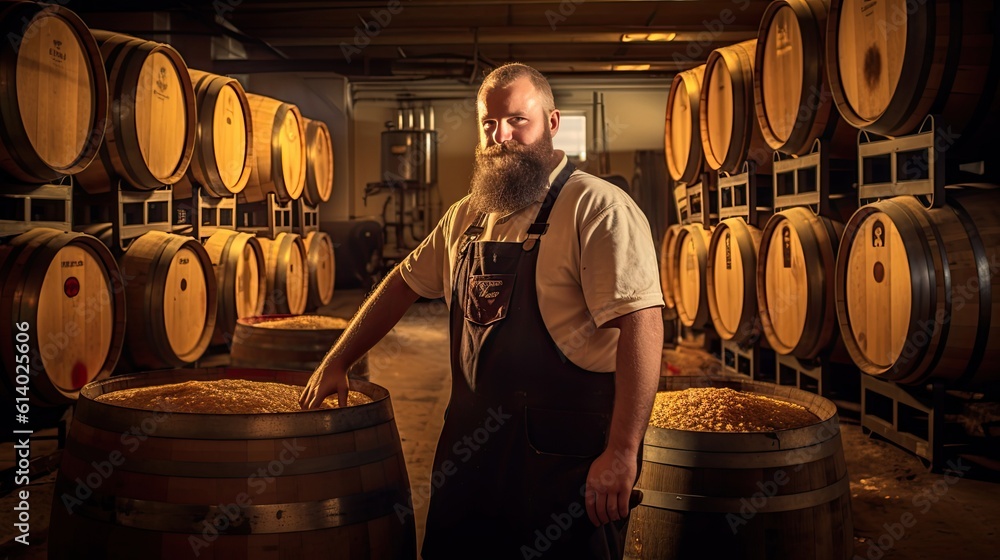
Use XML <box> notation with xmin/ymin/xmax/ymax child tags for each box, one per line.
<box><xmin>548</xmin><ymin>109</ymin><xmax>560</xmax><ymax>137</ymax></box>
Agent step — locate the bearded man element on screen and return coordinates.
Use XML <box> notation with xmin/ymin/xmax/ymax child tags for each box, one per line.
<box><xmin>301</xmin><ymin>63</ymin><xmax>664</xmax><ymax>559</ymax></box>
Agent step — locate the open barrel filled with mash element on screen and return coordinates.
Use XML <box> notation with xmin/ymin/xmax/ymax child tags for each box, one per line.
<box><xmin>230</xmin><ymin>314</ymin><xmax>369</xmax><ymax>381</ymax></box>
<box><xmin>49</xmin><ymin>367</ymin><xmax>416</xmax><ymax>559</ymax></box>
<box><xmin>626</xmin><ymin>376</ymin><xmax>852</xmax><ymax>560</ymax></box>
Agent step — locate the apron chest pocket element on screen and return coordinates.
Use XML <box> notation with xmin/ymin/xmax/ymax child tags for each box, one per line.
<box><xmin>465</xmin><ymin>273</ymin><xmax>515</xmax><ymax>326</ymax></box>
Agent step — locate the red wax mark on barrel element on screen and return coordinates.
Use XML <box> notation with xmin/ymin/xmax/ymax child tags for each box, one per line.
<box><xmin>64</xmin><ymin>277</ymin><xmax>80</xmax><ymax>298</ymax></box>
<box><xmin>71</xmin><ymin>362</ymin><xmax>88</xmax><ymax>389</ymax></box>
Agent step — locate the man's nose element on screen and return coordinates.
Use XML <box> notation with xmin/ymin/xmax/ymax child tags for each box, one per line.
<box><xmin>491</xmin><ymin>121</ymin><xmax>514</xmax><ymax>145</ymax></box>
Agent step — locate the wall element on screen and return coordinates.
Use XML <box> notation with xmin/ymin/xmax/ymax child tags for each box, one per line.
<box><xmin>349</xmin><ymin>78</ymin><xmax>672</xmax><ymax>235</ymax></box>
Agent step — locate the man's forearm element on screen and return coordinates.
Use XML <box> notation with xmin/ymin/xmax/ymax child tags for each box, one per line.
<box><xmin>319</xmin><ymin>267</ymin><xmax>421</xmax><ymax>371</ymax></box>
<box><xmin>604</xmin><ymin>307</ymin><xmax>663</xmax><ymax>455</ymax></box>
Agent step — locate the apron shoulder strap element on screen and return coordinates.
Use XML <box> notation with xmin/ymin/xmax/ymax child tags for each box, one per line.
<box><xmin>524</xmin><ymin>161</ymin><xmax>576</xmax><ymax>249</ymax></box>
<box><xmin>459</xmin><ymin>212</ymin><xmax>488</xmax><ymax>255</ymax></box>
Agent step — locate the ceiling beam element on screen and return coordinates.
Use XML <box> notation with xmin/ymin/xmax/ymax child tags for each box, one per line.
<box><xmin>263</xmin><ymin>27</ymin><xmax>756</xmax><ymax>47</ymax></box>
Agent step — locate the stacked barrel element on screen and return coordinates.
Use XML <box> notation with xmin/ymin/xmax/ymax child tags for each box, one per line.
<box><xmin>0</xmin><ymin>3</ymin><xmax>121</xmax><ymax>420</ymax></box>
<box><xmin>0</xmin><ymin>5</ymin><xmax>340</xmax><ymax>410</ymax></box>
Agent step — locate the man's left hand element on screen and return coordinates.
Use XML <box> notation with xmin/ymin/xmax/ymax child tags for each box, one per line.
<box><xmin>584</xmin><ymin>447</ymin><xmax>638</xmax><ymax>526</ymax></box>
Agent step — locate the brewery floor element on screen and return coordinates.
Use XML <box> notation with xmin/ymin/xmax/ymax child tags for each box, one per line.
<box><xmin>1</xmin><ymin>290</ymin><xmax>999</xmax><ymax>559</ymax></box>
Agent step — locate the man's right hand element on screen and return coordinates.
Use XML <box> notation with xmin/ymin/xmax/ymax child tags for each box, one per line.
<box><xmin>299</xmin><ymin>360</ymin><xmax>350</xmax><ymax>409</ymax></box>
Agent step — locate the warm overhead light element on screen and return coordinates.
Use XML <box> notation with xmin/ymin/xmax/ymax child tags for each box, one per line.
<box><xmin>612</xmin><ymin>64</ymin><xmax>651</xmax><ymax>71</ymax></box>
<box><xmin>621</xmin><ymin>32</ymin><xmax>676</xmax><ymax>43</ymax></box>
<box><xmin>621</xmin><ymin>33</ymin><xmax>647</xmax><ymax>42</ymax></box>
<box><xmin>647</xmin><ymin>33</ymin><xmax>677</xmax><ymax>42</ymax></box>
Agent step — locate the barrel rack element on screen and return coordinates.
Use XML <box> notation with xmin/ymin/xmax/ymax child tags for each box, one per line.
<box><xmin>236</xmin><ymin>192</ymin><xmax>293</xmax><ymax>237</ymax></box>
<box><xmin>0</xmin><ymin>180</ymin><xmax>74</xmax><ymax>234</ymax></box>
<box><xmin>173</xmin><ymin>185</ymin><xmax>237</xmax><ymax>242</ymax></box>
<box><xmin>852</xmin><ymin>115</ymin><xmax>1000</xmax><ymax>473</ymax></box>
<box><xmin>293</xmin><ymin>198</ymin><xmax>320</xmax><ymax>234</ymax></box>
<box><xmin>73</xmin><ymin>180</ymin><xmax>173</xmax><ymax>252</ymax></box>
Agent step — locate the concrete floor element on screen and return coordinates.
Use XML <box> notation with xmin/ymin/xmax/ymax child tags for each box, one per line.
<box><xmin>2</xmin><ymin>290</ymin><xmax>999</xmax><ymax>559</ymax></box>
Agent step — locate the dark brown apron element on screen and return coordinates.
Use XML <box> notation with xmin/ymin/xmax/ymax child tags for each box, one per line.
<box><xmin>421</xmin><ymin>163</ymin><xmax>635</xmax><ymax>559</ymax></box>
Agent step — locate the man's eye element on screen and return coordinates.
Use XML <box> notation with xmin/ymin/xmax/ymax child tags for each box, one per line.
<box><xmin>482</xmin><ymin>121</ymin><xmax>495</xmax><ymax>130</ymax></box>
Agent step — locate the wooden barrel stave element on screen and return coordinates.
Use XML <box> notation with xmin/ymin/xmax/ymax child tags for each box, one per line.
<box><xmin>826</xmin><ymin>0</ymin><xmax>1000</xmax><ymax>153</ymax></box>
<box><xmin>74</xmin><ymin>31</ymin><xmax>196</xmax><ymax>193</ymax></box>
<box><xmin>757</xmin><ymin>207</ymin><xmax>843</xmax><ymax>360</ymax></box>
<box><xmin>230</xmin><ymin>315</ymin><xmax>369</xmax><ymax>380</ymax></box>
<box><xmin>0</xmin><ymin>228</ymin><xmax>124</xmax><ymax>405</ymax></box>
<box><xmin>186</xmin><ymin>69</ymin><xmax>254</xmax><ymax>197</ymax></box>
<box><xmin>304</xmin><ymin>230</ymin><xmax>336</xmax><ymax>310</ymax></box>
<box><xmin>259</xmin><ymin>232</ymin><xmax>309</xmax><ymax>315</ymax></box>
<box><xmin>49</xmin><ymin>368</ymin><xmax>416</xmax><ymax>559</ymax></box>
<box><xmin>671</xmin><ymin>224</ymin><xmax>713</xmax><ymax>329</ymax></box>
<box><xmin>203</xmin><ymin>230</ymin><xmax>266</xmax><ymax>346</ymax></box>
<box><xmin>660</xmin><ymin>225</ymin><xmax>682</xmax><ymax>310</ymax></box>
<box><xmin>118</xmin><ymin>231</ymin><xmax>217</xmax><ymax>369</ymax></box>
<box><xmin>243</xmin><ymin>93</ymin><xmax>306</xmax><ymax>204</ymax></box>
<box><xmin>303</xmin><ymin>117</ymin><xmax>334</xmax><ymax>206</ymax></box>
<box><xmin>836</xmin><ymin>187</ymin><xmax>1000</xmax><ymax>388</ymax></box>
<box><xmin>626</xmin><ymin>376</ymin><xmax>853</xmax><ymax>560</ymax></box>
<box><xmin>707</xmin><ymin>218</ymin><xmax>763</xmax><ymax>344</ymax></box>
<box><xmin>755</xmin><ymin>0</ymin><xmax>856</xmax><ymax>158</ymax></box>
<box><xmin>0</xmin><ymin>3</ymin><xmax>108</xmax><ymax>182</ymax></box>
<box><xmin>665</xmin><ymin>65</ymin><xmax>707</xmax><ymax>184</ymax></box>
<box><xmin>701</xmin><ymin>39</ymin><xmax>773</xmax><ymax>174</ymax></box>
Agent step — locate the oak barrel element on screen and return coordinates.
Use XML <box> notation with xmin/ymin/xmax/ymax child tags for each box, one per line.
<box><xmin>826</xmin><ymin>0</ymin><xmax>1000</xmax><ymax>150</ymax></box>
<box><xmin>304</xmin><ymin>230</ymin><xmax>336</xmax><ymax>310</ymax></box>
<box><xmin>242</xmin><ymin>93</ymin><xmax>306</xmax><ymax>204</ymax></box>
<box><xmin>835</xmin><ymin>187</ymin><xmax>1000</xmax><ymax>388</ymax></box>
<box><xmin>755</xmin><ymin>0</ymin><xmax>855</xmax><ymax>158</ymax></box>
<box><xmin>626</xmin><ymin>376</ymin><xmax>852</xmax><ymax>560</ymax></box>
<box><xmin>0</xmin><ymin>2</ymin><xmax>108</xmax><ymax>182</ymax></box>
<box><xmin>0</xmin><ymin>228</ymin><xmax>124</xmax><ymax>405</ymax></box>
<box><xmin>707</xmin><ymin>218</ymin><xmax>763</xmax><ymax>344</ymax></box>
<box><xmin>203</xmin><ymin>230</ymin><xmax>266</xmax><ymax>347</ymax></box>
<box><xmin>659</xmin><ymin>225</ymin><xmax>682</xmax><ymax>310</ymax></box>
<box><xmin>185</xmin><ymin>69</ymin><xmax>253</xmax><ymax>197</ymax></box>
<box><xmin>49</xmin><ymin>368</ymin><xmax>416</xmax><ymax>559</ymax></box>
<box><xmin>700</xmin><ymin>39</ymin><xmax>773</xmax><ymax>174</ymax></box>
<box><xmin>231</xmin><ymin>315</ymin><xmax>369</xmax><ymax>381</ymax></box>
<box><xmin>670</xmin><ymin>224</ymin><xmax>713</xmax><ymax>329</ymax></box>
<box><xmin>757</xmin><ymin>207</ymin><xmax>843</xmax><ymax>360</ymax></box>
<box><xmin>303</xmin><ymin>117</ymin><xmax>334</xmax><ymax>206</ymax></box>
<box><xmin>665</xmin><ymin>65</ymin><xmax>707</xmax><ymax>184</ymax></box>
<box><xmin>118</xmin><ymin>231</ymin><xmax>217</xmax><ymax>369</ymax></box>
<box><xmin>258</xmin><ymin>232</ymin><xmax>309</xmax><ymax>315</ymax></box>
<box><xmin>74</xmin><ymin>31</ymin><xmax>196</xmax><ymax>193</ymax></box>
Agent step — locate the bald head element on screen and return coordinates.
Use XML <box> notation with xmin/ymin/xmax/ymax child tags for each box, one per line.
<box><xmin>477</xmin><ymin>63</ymin><xmax>556</xmax><ymax>120</ymax></box>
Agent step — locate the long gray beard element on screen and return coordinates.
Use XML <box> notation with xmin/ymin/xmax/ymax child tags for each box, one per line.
<box><xmin>468</xmin><ymin>134</ymin><xmax>553</xmax><ymax>215</ymax></box>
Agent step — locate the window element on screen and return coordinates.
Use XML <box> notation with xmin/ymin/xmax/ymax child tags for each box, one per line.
<box><xmin>553</xmin><ymin>114</ymin><xmax>587</xmax><ymax>161</ymax></box>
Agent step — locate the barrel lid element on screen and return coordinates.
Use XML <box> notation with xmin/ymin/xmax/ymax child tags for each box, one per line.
<box><xmin>15</xmin><ymin>12</ymin><xmax>96</xmax><ymax>171</ymax></box>
<box><xmin>135</xmin><ymin>51</ymin><xmax>189</xmax><ymax>181</ymax></box>
<box><xmin>836</xmin><ymin>0</ymin><xmax>907</xmax><ymax>121</ymax></box>
<box><xmin>760</xmin><ymin>4</ymin><xmax>804</xmax><ymax>144</ymax></box>
<box><xmin>762</xmin><ymin>213</ymin><xmax>809</xmax><ymax>351</ymax></box>
<box><xmin>704</xmin><ymin>61</ymin><xmax>735</xmax><ymax>167</ymax></box>
<box><xmin>214</xmin><ymin>82</ymin><xmax>250</xmax><ymax>192</ymax></box>
<box><xmin>710</xmin><ymin>221</ymin><xmax>748</xmax><ymax>336</ymax></box>
<box><xmin>844</xmin><ymin>209</ymin><xmax>912</xmax><ymax>368</ymax></box>
<box><xmin>163</xmin><ymin>246</ymin><xmax>209</xmax><ymax>360</ymax></box>
<box><xmin>37</xmin><ymin>243</ymin><xmax>114</xmax><ymax>391</ymax></box>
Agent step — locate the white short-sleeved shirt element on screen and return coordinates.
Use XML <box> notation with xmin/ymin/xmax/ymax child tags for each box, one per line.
<box><xmin>400</xmin><ymin>156</ymin><xmax>665</xmax><ymax>372</ymax></box>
